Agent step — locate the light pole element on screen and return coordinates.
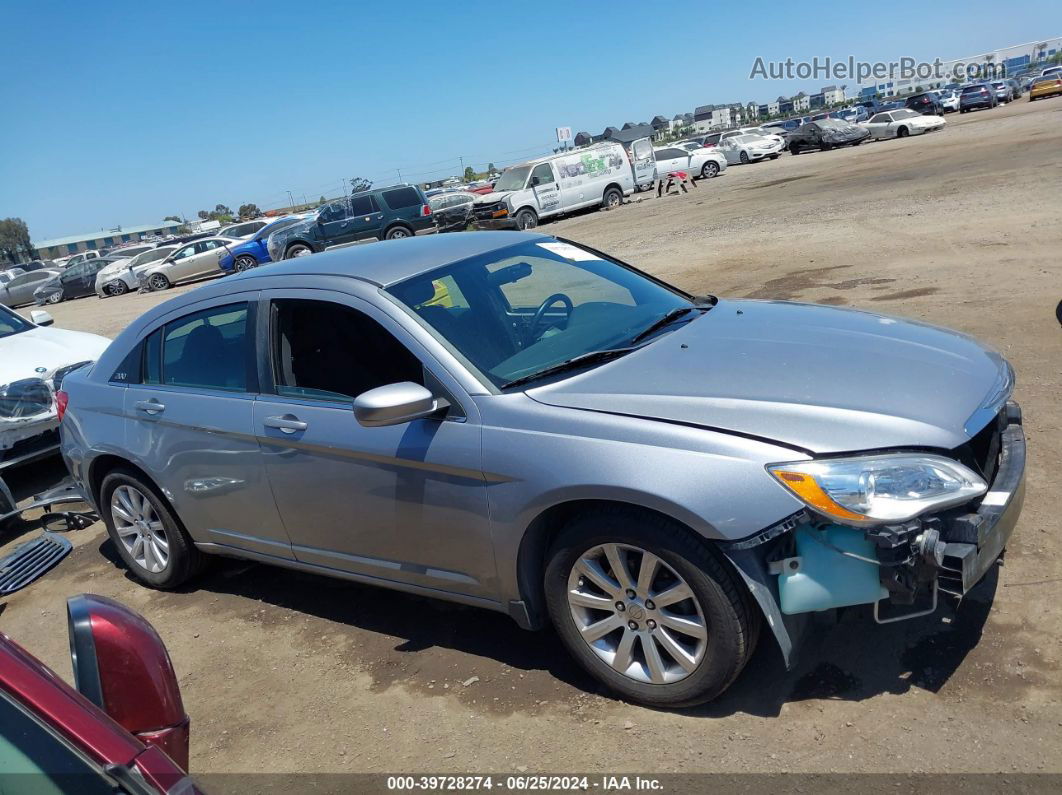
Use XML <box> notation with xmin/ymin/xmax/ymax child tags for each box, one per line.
<box><xmin>286</xmin><ymin>191</ymin><xmax>296</xmax><ymax>211</ymax></box>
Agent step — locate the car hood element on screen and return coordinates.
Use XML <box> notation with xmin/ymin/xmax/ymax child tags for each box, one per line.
<box><xmin>526</xmin><ymin>299</ymin><xmax>1011</xmax><ymax>454</ymax></box>
<box><xmin>473</xmin><ymin>191</ymin><xmax>513</xmax><ymax>205</ymax></box>
<box><xmin>0</xmin><ymin>326</ymin><xmax>111</xmax><ymax>383</ymax></box>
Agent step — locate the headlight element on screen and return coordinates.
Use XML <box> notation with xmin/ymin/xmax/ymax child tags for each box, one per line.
<box><xmin>768</xmin><ymin>454</ymin><xmax>987</xmax><ymax>525</ymax></box>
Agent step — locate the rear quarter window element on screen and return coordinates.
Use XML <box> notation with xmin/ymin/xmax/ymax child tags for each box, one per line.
<box><xmin>380</xmin><ymin>187</ymin><xmax>422</xmax><ymax>210</ymax></box>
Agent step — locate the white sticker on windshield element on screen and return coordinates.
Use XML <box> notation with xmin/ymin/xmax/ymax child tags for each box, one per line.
<box><xmin>537</xmin><ymin>242</ymin><xmax>600</xmax><ymax>261</ymax></box>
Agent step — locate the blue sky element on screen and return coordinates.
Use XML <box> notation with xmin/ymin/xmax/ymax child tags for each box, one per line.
<box><xmin>1</xmin><ymin>0</ymin><xmax>1057</xmax><ymax>240</ymax></box>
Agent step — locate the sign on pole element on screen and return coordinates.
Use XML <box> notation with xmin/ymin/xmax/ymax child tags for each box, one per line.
<box><xmin>556</xmin><ymin>126</ymin><xmax>572</xmax><ymax>142</ymax></box>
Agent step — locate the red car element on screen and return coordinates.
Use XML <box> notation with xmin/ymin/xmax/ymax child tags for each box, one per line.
<box><xmin>0</xmin><ymin>594</ymin><xmax>200</xmax><ymax>793</ymax></box>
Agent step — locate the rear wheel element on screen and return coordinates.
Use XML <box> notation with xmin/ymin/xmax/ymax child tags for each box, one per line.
<box><xmin>601</xmin><ymin>187</ymin><xmax>623</xmax><ymax>209</ymax></box>
<box><xmin>514</xmin><ymin>208</ymin><xmax>538</xmax><ymax>230</ymax></box>
<box><xmin>100</xmin><ymin>469</ymin><xmax>205</xmax><ymax>589</ymax></box>
<box><xmin>544</xmin><ymin>509</ymin><xmax>758</xmax><ymax>708</ymax></box>
<box><xmin>385</xmin><ymin>225</ymin><xmax>412</xmax><ymax>240</ymax></box>
<box><xmin>147</xmin><ymin>273</ymin><xmax>170</xmax><ymax>291</ymax></box>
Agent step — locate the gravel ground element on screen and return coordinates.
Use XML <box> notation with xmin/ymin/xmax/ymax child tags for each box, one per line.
<box><xmin>2</xmin><ymin>97</ymin><xmax>1061</xmax><ymax>778</ymax></box>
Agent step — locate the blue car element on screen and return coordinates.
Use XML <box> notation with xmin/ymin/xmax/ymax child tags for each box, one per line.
<box><xmin>218</xmin><ymin>217</ymin><xmax>304</xmax><ymax>274</ymax></box>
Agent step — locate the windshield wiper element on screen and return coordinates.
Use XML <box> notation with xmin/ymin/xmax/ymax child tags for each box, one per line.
<box><xmin>629</xmin><ymin>306</ymin><xmax>703</xmax><ymax>344</ymax></box>
<box><xmin>501</xmin><ymin>347</ymin><xmax>637</xmax><ymax>390</ymax></box>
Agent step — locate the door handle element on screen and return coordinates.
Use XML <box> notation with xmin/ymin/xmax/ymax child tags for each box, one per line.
<box><xmin>264</xmin><ymin>414</ymin><xmax>308</xmax><ymax>433</ymax></box>
<box><xmin>135</xmin><ymin>399</ymin><xmax>165</xmax><ymax>415</ymax></box>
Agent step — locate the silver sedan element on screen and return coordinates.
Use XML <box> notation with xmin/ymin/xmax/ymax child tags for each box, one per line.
<box><xmin>59</xmin><ymin>232</ymin><xmax>1025</xmax><ymax>707</ymax></box>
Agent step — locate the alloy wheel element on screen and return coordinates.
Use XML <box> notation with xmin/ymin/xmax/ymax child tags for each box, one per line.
<box><xmin>566</xmin><ymin>543</ymin><xmax>707</xmax><ymax>684</ymax></box>
<box><xmin>111</xmin><ymin>485</ymin><xmax>169</xmax><ymax>574</ymax></box>
<box><xmin>149</xmin><ymin>274</ymin><xmax>168</xmax><ymax>290</ymax></box>
<box><xmin>46</xmin><ymin>291</ymin><xmax>62</xmax><ymax>304</ymax></box>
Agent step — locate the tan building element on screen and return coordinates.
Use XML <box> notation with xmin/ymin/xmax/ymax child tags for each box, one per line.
<box><xmin>33</xmin><ymin>220</ymin><xmax>184</xmax><ymax>260</ymax></box>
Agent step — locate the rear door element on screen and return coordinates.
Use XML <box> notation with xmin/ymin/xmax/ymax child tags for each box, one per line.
<box><xmin>653</xmin><ymin>147</ymin><xmax>688</xmax><ymax>176</ymax></box>
<box><xmin>59</xmin><ymin>262</ymin><xmax>91</xmax><ymax>296</ymax></box>
<box><xmin>6</xmin><ymin>271</ymin><xmax>52</xmax><ymax>305</ymax></box>
<box><xmin>123</xmin><ymin>294</ymin><xmax>292</xmax><ymax>558</ymax></box>
<box><xmin>190</xmin><ymin>239</ymin><xmax>227</xmax><ymax>277</ymax></box>
<box><xmin>630</xmin><ymin>137</ymin><xmax>656</xmax><ymax>187</ymax></box>
<box><xmin>347</xmin><ymin>193</ymin><xmax>385</xmax><ymax>241</ymax></box>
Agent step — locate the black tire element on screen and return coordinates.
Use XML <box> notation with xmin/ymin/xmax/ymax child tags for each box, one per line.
<box><xmin>514</xmin><ymin>208</ymin><xmax>538</xmax><ymax>230</ymax></box>
<box><xmin>789</xmin><ymin>143</ymin><xmax>800</xmax><ymax>155</ymax></box>
<box><xmin>284</xmin><ymin>243</ymin><xmax>313</xmax><ymax>259</ymax></box>
<box><xmin>739</xmin><ymin>151</ymin><xmax>750</xmax><ymax>164</ymax></box>
<box><xmin>897</xmin><ymin>126</ymin><xmax>909</xmax><ymax>138</ymax></box>
<box><xmin>385</xmin><ymin>225</ymin><xmax>412</xmax><ymax>240</ymax></box>
<box><xmin>99</xmin><ymin>468</ymin><xmax>205</xmax><ymax>589</ymax></box>
<box><xmin>769</xmin><ymin>154</ymin><xmax>779</xmax><ymax>160</ymax></box>
<box><xmin>700</xmin><ymin>161</ymin><xmax>720</xmax><ymax>178</ymax></box>
<box><xmin>601</xmin><ymin>187</ymin><xmax>623</xmax><ymax>210</ymax></box>
<box><xmin>234</xmin><ymin>254</ymin><xmax>257</xmax><ymax>272</ymax></box>
<box><xmin>544</xmin><ymin>508</ymin><xmax>759</xmax><ymax>708</ymax></box>
<box><xmin>45</xmin><ymin>290</ymin><xmax>63</xmax><ymax>304</ymax></box>
<box><xmin>147</xmin><ymin>273</ymin><xmax>170</xmax><ymax>291</ymax></box>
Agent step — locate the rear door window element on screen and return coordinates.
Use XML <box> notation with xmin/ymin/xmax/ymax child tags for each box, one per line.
<box><xmin>350</xmin><ymin>194</ymin><xmax>379</xmax><ymax>215</ymax></box>
<box><xmin>160</xmin><ymin>303</ymin><xmax>250</xmax><ymax>391</ymax></box>
<box><xmin>380</xmin><ymin>187</ymin><xmax>422</xmax><ymax>210</ymax></box>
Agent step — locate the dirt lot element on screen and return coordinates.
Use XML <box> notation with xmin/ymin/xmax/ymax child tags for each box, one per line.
<box><xmin>3</xmin><ymin>98</ymin><xmax>1061</xmax><ymax>777</ymax></box>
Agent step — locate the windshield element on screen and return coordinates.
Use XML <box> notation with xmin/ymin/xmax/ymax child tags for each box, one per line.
<box><xmin>0</xmin><ymin>305</ymin><xmax>33</xmax><ymax>339</ymax></box>
<box><xmin>128</xmin><ymin>247</ymin><xmax>174</xmax><ymax>267</ymax></box>
<box><xmin>387</xmin><ymin>239</ymin><xmax>692</xmax><ymax>388</ymax></box>
<box><xmin>892</xmin><ymin>109</ymin><xmax>920</xmax><ymax>120</ymax></box>
<box><xmin>492</xmin><ymin>166</ymin><xmax>531</xmax><ymax>193</ymax></box>
<box><xmin>257</xmin><ymin>218</ymin><xmax>301</xmax><ymax>240</ymax></box>
<box><xmin>734</xmin><ymin>134</ymin><xmax>761</xmax><ymax>144</ymax></box>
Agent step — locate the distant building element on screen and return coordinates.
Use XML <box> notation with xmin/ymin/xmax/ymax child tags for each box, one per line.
<box><xmin>822</xmin><ymin>85</ymin><xmax>846</xmax><ymax>105</ymax></box>
<box><xmin>793</xmin><ymin>92</ymin><xmax>810</xmax><ymax>112</ymax></box>
<box><xmin>33</xmin><ymin>220</ymin><xmax>184</xmax><ymax>260</ymax></box>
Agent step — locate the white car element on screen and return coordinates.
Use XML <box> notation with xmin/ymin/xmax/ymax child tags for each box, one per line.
<box><xmin>937</xmin><ymin>90</ymin><xmax>960</xmax><ymax>112</ymax></box>
<box><xmin>138</xmin><ymin>237</ymin><xmax>238</xmax><ymax>291</ymax></box>
<box><xmin>719</xmin><ymin>127</ymin><xmax>787</xmax><ymax>151</ymax></box>
<box><xmin>95</xmin><ymin>245</ymin><xmax>179</xmax><ymax>297</ymax></box>
<box><xmin>716</xmin><ymin>134</ymin><xmax>783</xmax><ymax>165</ymax></box>
<box><xmin>60</xmin><ymin>251</ymin><xmax>101</xmax><ymax>269</ymax></box>
<box><xmin>652</xmin><ymin>146</ymin><xmax>728</xmax><ymax>180</ymax></box>
<box><xmin>0</xmin><ymin>304</ymin><xmax>110</xmax><ymax>518</ymax></box>
<box><xmin>217</xmin><ymin>220</ymin><xmax>270</xmax><ymax>240</ymax></box>
<box><xmin>861</xmin><ymin>108</ymin><xmax>946</xmax><ymax>140</ymax></box>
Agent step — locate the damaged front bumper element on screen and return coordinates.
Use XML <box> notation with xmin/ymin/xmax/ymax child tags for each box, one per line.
<box><xmin>722</xmin><ymin>401</ymin><xmax>1025</xmax><ymax>669</ymax></box>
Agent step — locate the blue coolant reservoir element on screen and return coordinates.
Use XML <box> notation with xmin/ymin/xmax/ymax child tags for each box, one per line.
<box><xmin>778</xmin><ymin>524</ymin><xmax>888</xmax><ymax>615</ymax></box>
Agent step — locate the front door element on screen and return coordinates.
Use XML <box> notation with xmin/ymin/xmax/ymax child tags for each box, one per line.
<box><xmin>316</xmin><ymin>199</ymin><xmax>359</xmax><ymax>248</ymax></box>
<box><xmin>123</xmin><ymin>295</ymin><xmax>292</xmax><ymax>558</ymax></box>
<box><xmin>59</xmin><ymin>263</ymin><xmax>92</xmax><ymax>297</ymax></box>
<box><xmin>252</xmin><ymin>290</ymin><xmax>495</xmax><ymax>599</ymax></box>
<box><xmin>528</xmin><ymin>162</ymin><xmax>561</xmax><ymax>217</ymax></box>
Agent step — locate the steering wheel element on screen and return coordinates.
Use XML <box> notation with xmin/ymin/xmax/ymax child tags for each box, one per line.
<box><xmin>530</xmin><ymin>293</ymin><xmax>574</xmax><ymax>338</ymax></box>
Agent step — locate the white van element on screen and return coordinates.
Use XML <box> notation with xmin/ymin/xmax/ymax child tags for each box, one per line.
<box><xmin>473</xmin><ymin>140</ymin><xmax>654</xmax><ymax>230</ymax></box>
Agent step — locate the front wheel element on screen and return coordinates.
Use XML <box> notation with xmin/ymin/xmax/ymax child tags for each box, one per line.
<box><xmin>700</xmin><ymin>161</ymin><xmax>719</xmax><ymax>178</ymax></box>
<box><xmin>739</xmin><ymin>151</ymin><xmax>750</xmax><ymax>164</ymax></box>
<box><xmin>769</xmin><ymin>154</ymin><xmax>779</xmax><ymax>159</ymax></box>
<box><xmin>544</xmin><ymin>510</ymin><xmax>758</xmax><ymax>708</ymax></box>
<box><xmin>234</xmin><ymin>254</ymin><xmax>257</xmax><ymax>272</ymax></box>
<box><xmin>897</xmin><ymin>126</ymin><xmax>909</xmax><ymax>138</ymax></box>
<box><xmin>45</xmin><ymin>291</ymin><xmax>63</xmax><ymax>304</ymax></box>
<box><xmin>106</xmin><ymin>280</ymin><xmax>128</xmax><ymax>297</ymax></box>
<box><xmin>514</xmin><ymin>208</ymin><xmax>538</xmax><ymax>230</ymax></box>
<box><xmin>285</xmin><ymin>243</ymin><xmax>313</xmax><ymax>259</ymax></box>
<box><xmin>789</xmin><ymin>143</ymin><xmax>800</xmax><ymax>155</ymax></box>
<box><xmin>601</xmin><ymin>187</ymin><xmax>623</xmax><ymax>209</ymax></box>
<box><xmin>147</xmin><ymin>273</ymin><xmax>170</xmax><ymax>291</ymax></box>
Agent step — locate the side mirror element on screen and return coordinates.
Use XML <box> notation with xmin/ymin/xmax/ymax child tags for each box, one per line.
<box><xmin>530</xmin><ymin>176</ymin><xmax>541</xmax><ymax>187</ymax></box>
<box><xmin>67</xmin><ymin>594</ymin><xmax>190</xmax><ymax>770</ymax></box>
<box><xmin>354</xmin><ymin>382</ymin><xmax>443</xmax><ymax>427</ymax></box>
<box><xmin>30</xmin><ymin>310</ymin><xmax>54</xmax><ymax>326</ymax></box>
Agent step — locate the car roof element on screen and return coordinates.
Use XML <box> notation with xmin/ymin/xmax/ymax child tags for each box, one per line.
<box><xmin>243</xmin><ymin>230</ymin><xmax>549</xmax><ymax>288</ymax></box>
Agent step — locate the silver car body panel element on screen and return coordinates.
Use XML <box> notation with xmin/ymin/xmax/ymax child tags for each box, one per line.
<box><xmin>59</xmin><ymin>233</ymin><xmax>1016</xmax><ymax>656</ymax></box>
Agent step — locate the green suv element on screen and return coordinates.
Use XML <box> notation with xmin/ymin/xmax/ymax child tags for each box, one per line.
<box><xmin>267</xmin><ymin>185</ymin><xmax>434</xmax><ymax>260</ymax></box>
